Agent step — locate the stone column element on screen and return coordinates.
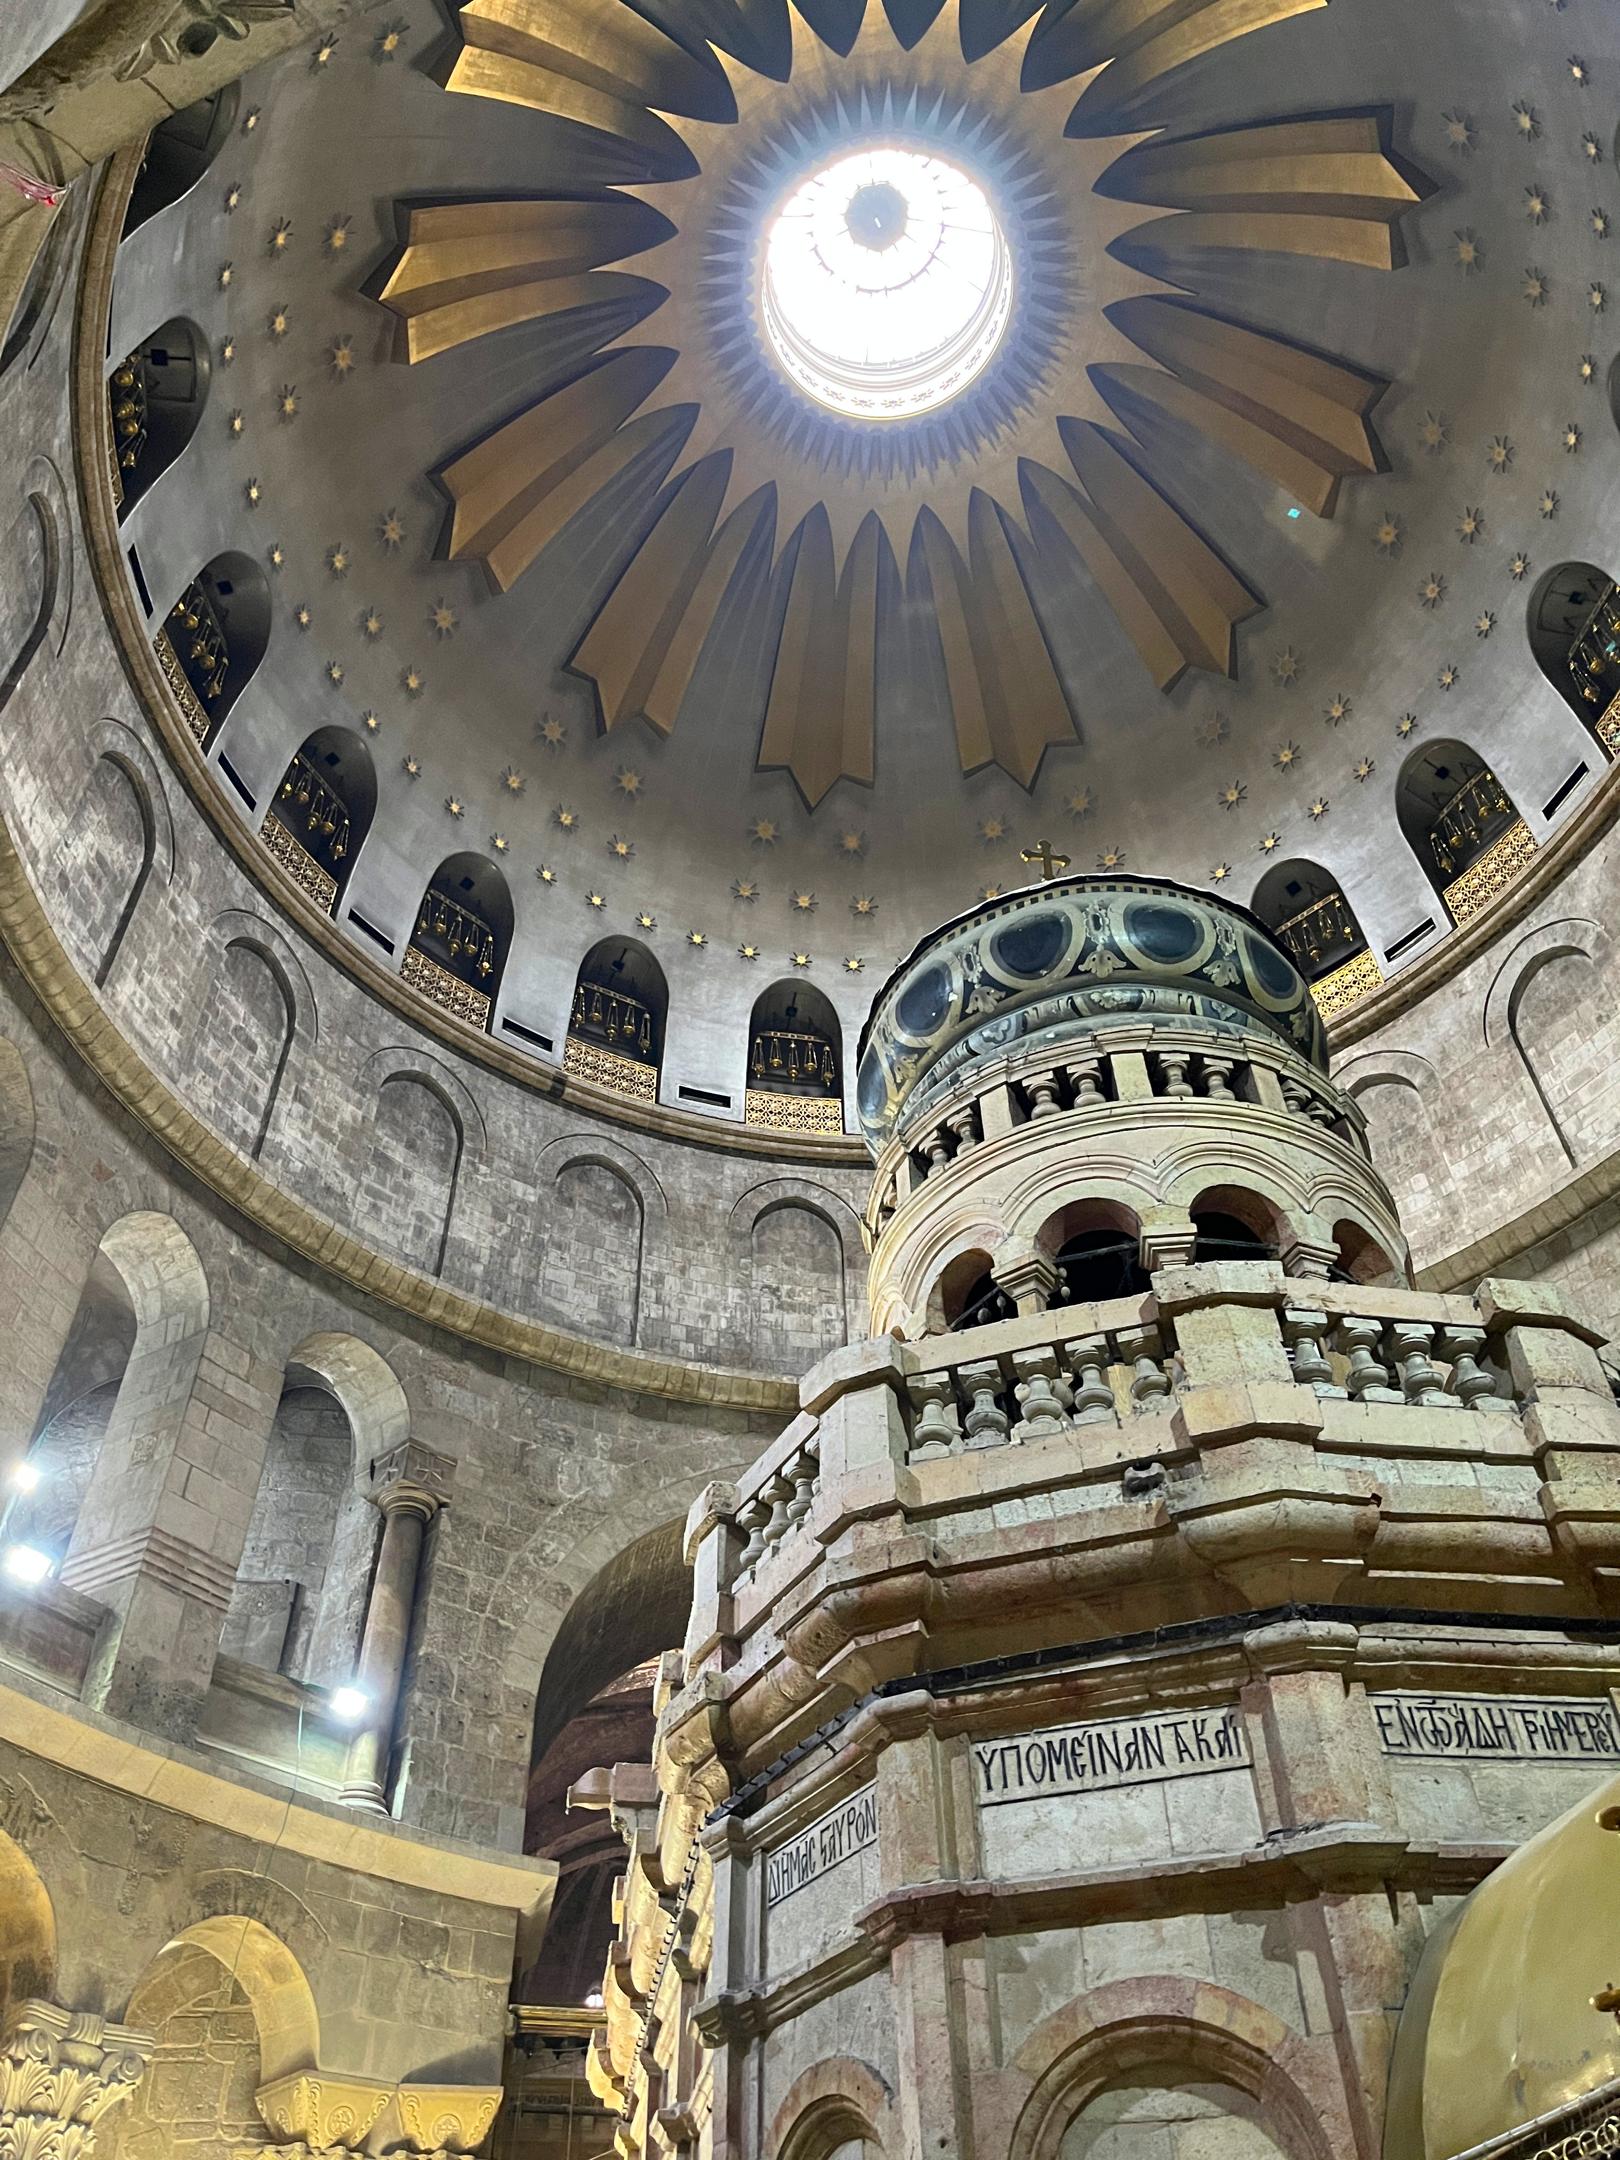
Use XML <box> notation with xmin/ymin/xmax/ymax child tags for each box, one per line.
<box><xmin>0</xmin><ymin>1999</ymin><xmax>152</xmax><ymax>2160</ymax></box>
<box><xmin>340</xmin><ymin>1439</ymin><xmax>452</xmax><ymax>1815</ymax></box>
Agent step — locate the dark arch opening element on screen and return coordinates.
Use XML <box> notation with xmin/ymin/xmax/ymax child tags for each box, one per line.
<box><xmin>1191</xmin><ymin>1187</ymin><xmax>1283</xmax><ymax>1265</ymax></box>
<box><xmin>121</xmin><ymin>85</ymin><xmax>240</xmax><ymax>236</ymax></box>
<box><xmin>746</xmin><ymin>977</ymin><xmax>841</xmax><ymax>1131</ymax></box>
<box><xmin>937</xmin><ymin>1246</ymin><xmax>1012</xmax><ymax>1333</ymax></box>
<box><xmin>110</xmin><ymin>318</ymin><xmax>209</xmax><ymax>519</ymax></box>
<box><xmin>1037</xmin><ymin>1199</ymin><xmax>1149</xmax><ymax>1308</ymax></box>
<box><xmin>159</xmin><ymin>551</ymin><xmax>271</xmax><ymax>745</ymax></box>
<box><xmin>405</xmin><ymin>853</ymin><xmax>513</xmax><ymax>1031</ymax></box>
<box><xmin>1252</xmin><ymin>859</ymin><xmax>1370</xmax><ymax>984</ymax></box>
<box><xmin>566</xmin><ymin>937</ymin><xmax>669</xmax><ymax>1100</ymax></box>
<box><xmin>1527</xmin><ymin>559</ymin><xmax>1620</xmax><ymax>752</ymax></box>
<box><xmin>524</xmin><ymin>1521</ymin><xmax>690</xmax><ymax>2005</ymax></box>
<box><xmin>1395</xmin><ymin>738</ymin><xmax>1525</xmax><ymax>921</ymax></box>
<box><xmin>263</xmin><ymin>726</ymin><xmax>377</xmax><ymax>912</ymax></box>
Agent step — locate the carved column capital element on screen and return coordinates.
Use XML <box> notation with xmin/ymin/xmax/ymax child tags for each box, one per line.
<box><xmin>0</xmin><ymin>1998</ymin><xmax>153</xmax><ymax>2160</ymax></box>
<box><xmin>369</xmin><ymin>1438</ymin><xmax>455</xmax><ymax>1519</ymax></box>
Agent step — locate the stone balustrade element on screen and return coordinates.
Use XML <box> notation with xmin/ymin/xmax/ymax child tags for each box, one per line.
<box><xmin>680</xmin><ymin>1265</ymin><xmax>1620</xmax><ymax>1725</ymax></box>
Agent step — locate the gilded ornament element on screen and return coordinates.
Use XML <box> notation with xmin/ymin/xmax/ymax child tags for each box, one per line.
<box><xmin>1569</xmin><ymin>56</ymin><xmax>1589</xmax><ymax>85</ymax></box>
<box><xmin>361</xmin><ymin>609</ymin><xmax>384</xmax><ymax>638</ymax></box>
<box><xmin>1563</xmin><ymin>423</ymin><xmax>1582</xmax><ymax>453</ymax></box>
<box><xmin>1442</xmin><ymin>111</ymin><xmax>1475</xmax><ymax>151</ymax></box>
<box><xmin>789</xmin><ymin>952</ymin><xmax>811</xmax><ymax>968</ymax></box>
<box><xmin>537</xmin><ymin>864</ymin><xmax>557</xmax><ymax>882</ymax></box>
<box><xmin>402</xmin><ymin>664</ymin><xmax>425</xmax><ymax>694</ymax></box>
<box><xmin>312</xmin><ymin>35</ymin><xmax>338</xmax><ymax>65</ymax></box>
<box><xmin>245</xmin><ymin>476</ymin><xmax>263</xmax><ymax>506</ymax></box>
<box><xmin>1584</xmin><ymin>132</ymin><xmax>1604</xmax><ymax>162</ymax></box>
<box><xmin>1308</xmin><ymin>796</ymin><xmax>1329</xmax><ymax>820</ymax></box>
<box><xmin>1396</xmin><ymin>713</ymin><xmax>1417</xmax><ymax>737</ymax></box>
<box><xmin>1456</xmin><ymin>506</ymin><xmax>1482</xmax><ymax>543</ymax></box>
<box><xmin>689</xmin><ymin>930</ymin><xmax>708</xmax><ymax>947</ymax></box>
<box><xmin>224</xmin><ymin>182</ymin><xmax>242</xmax><ymax>212</ymax></box>
<box><xmin>1274</xmin><ymin>742</ymin><xmax>1301</xmax><ymax>769</ymax></box>
<box><xmin>1453</xmin><ymin>229</ymin><xmax>1482</xmax><ymax>271</ymax></box>
<box><xmin>1258</xmin><ymin>831</ymin><xmax>1281</xmax><ymax>852</ymax></box>
<box><xmin>1512</xmin><ymin>101</ymin><xmax>1539</xmax><ymax>138</ymax></box>
<box><xmin>1591</xmin><ymin>283</ymin><xmax>1608</xmax><ymax>311</ymax></box>
<box><xmin>1324</xmin><ymin>692</ymin><xmax>1352</xmax><ymax>724</ymax></box>
<box><xmin>1540</xmin><ymin>489</ymin><xmax>1560</xmax><ymax>518</ymax></box>
<box><xmin>1066</xmin><ymin>785</ymin><xmax>1095</xmax><ymax>816</ymax></box>
<box><xmin>792</xmin><ymin>892</ymin><xmax>816</xmax><ymax>911</ymax></box>
<box><xmin>1525</xmin><ymin>186</ymin><xmax>1549</xmax><ymax>223</ymax></box>
<box><xmin>1271</xmin><ymin>649</ymin><xmax>1301</xmax><ymax>685</ymax></box>
<box><xmin>363</xmin><ymin>711</ymin><xmax>380</xmax><ymax>731</ymax></box>
<box><xmin>379</xmin><ymin>510</ymin><xmax>405</xmax><ymax>549</ymax></box>
<box><xmin>325</xmin><ymin>659</ymin><xmax>344</xmax><ymax>684</ymax></box>
<box><xmin>1419</xmin><ymin>572</ymin><xmax>1445</xmax><ymax>608</ymax></box>
<box><xmin>636</xmin><ymin>911</ymin><xmax>656</xmax><ymax>930</ymax></box>
<box><xmin>502</xmin><ymin>767</ymin><xmax>525</xmax><ymax>793</ymax></box>
<box><xmin>1419</xmin><ymin>411</ymin><xmax>1450</xmax><ymax>453</ymax></box>
<box><xmin>609</xmin><ymin>835</ymin><xmax>634</xmax><ymax>860</ymax></box>
<box><xmin>327</xmin><ymin>215</ymin><xmax>352</xmax><ymax>251</ymax></box>
<box><xmin>430</xmin><ymin>600</ymin><xmax>459</xmax><ymax>637</ymax></box>
<box><xmin>228</xmin><ymin>408</ymin><xmax>245</xmax><ymax>436</ymax></box>
<box><xmin>268</xmin><ymin>215</ymin><xmax>293</xmax><ymax>253</ymax></box>
<box><xmin>1096</xmin><ymin>847</ymin><xmax>1126</xmax><ymax>870</ymax></box>
<box><xmin>615</xmin><ymin>768</ymin><xmax>642</xmax><ymax>795</ymax></box>
<box><xmin>445</xmin><ymin>797</ymin><xmax>463</xmax><ymax>817</ymax></box>
<box><xmin>850</xmin><ymin>895</ymin><xmax>878</xmax><ymax>917</ymax></box>
<box><xmin>327</xmin><ymin>543</ymin><xmax>351</xmax><ymax>576</ymax></box>
<box><xmin>1354</xmin><ymin>757</ymin><xmax>1375</xmax><ymax>781</ymax></box>
<box><xmin>554</xmin><ymin>805</ymin><xmax>579</xmax><ymax>830</ymax></box>
<box><xmin>1475</xmin><ymin>611</ymin><xmax>1495</xmax><ymax>638</ymax></box>
<box><xmin>843</xmin><ymin>957</ymin><xmax>864</xmax><ymax>972</ymax></box>
<box><xmin>1594</xmin><ymin>209</ymin><xmax>1611</xmax><ymax>238</ymax></box>
<box><xmin>219</xmin><ymin>261</ymin><xmax>234</xmax><ymax>288</ymax></box>
<box><xmin>330</xmin><ymin>337</ymin><xmax>356</xmax><ymax>378</ymax></box>
<box><xmin>492</xmin><ymin>834</ymin><xmax>509</xmax><ymax>851</ymax></box>
<box><xmin>268</xmin><ymin>303</ymin><xmax>290</xmax><ymax>337</ymax></box>
<box><xmin>277</xmin><ymin>384</ymin><xmax>298</xmax><ymax>420</ymax></box>
<box><xmin>1210</xmin><ymin>862</ymin><xmax>1230</xmax><ymax>881</ymax></box>
<box><xmin>839</xmin><ymin>830</ymin><xmax>865</xmax><ymax>856</ymax></box>
<box><xmin>539</xmin><ymin>716</ymin><xmax>566</xmax><ymax>748</ymax></box>
<box><xmin>588</xmin><ymin>890</ymin><xmax>605</xmax><ymax>907</ymax></box>
<box><xmin>738</xmin><ymin>942</ymin><xmax>759</xmax><ymax>960</ymax></box>
<box><xmin>1374</xmin><ymin>512</ymin><xmax>1401</xmax><ymax>551</ymax></box>
<box><xmin>1218</xmin><ymin>782</ymin><xmax>1246</xmax><ymax>811</ymax></box>
<box><xmin>1486</xmin><ymin>435</ymin><xmax>1513</xmax><ymax>471</ymax></box>
<box><xmin>374</xmin><ymin>17</ymin><xmax>408</xmax><ymax>60</ymax></box>
<box><xmin>1580</xmin><ymin>354</ymin><xmax>1598</xmax><ymax>383</ymax></box>
<box><xmin>293</xmin><ymin>602</ymin><xmax>312</xmax><ymax>630</ymax></box>
<box><xmin>978</xmin><ymin>817</ymin><xmax>1007</xmax><ymax>844</ymax></box>
<box><xmin>731</xmin><ymin>878</ymin><xmax>759</xmax><ymax>902</ymax></box>
<box><xmin>750</xmin><ymin>819</ymin><xmax>778</xmax><ymax>846</ymax></box>
<box><xmin>1438</xmin><ymin>663</ymin><xmax>1459</xmax><ymax>689</ymax></box>
<box><xmin>267</xmin><ymin>543</ymin><xmax>284</xmax><ymax>569</ymax></box>
<box><xmin>221</xmin><ymin>336</ymin><xmax>236</xmax><ymax>365</ymax></box>
<box><xmin>1510</xmin><ymin>552</ymin><xmax>1531</xmax><ymax>580</ymax></box>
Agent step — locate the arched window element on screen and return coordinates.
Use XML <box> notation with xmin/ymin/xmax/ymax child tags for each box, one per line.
<box><xmin>565</xmin><ymin>937</ymin><xmax>668</xmax><ymax>1103</ymax></box>
<box><xmin>109</xmin><ymin>318</ymin><xmax>208</xmax><ymax>517</ymax></box>
<box><xmin>154</xmin><ymin>551</ymin><xmax>270</xmax><ymax>745</ymax></box>
<box><xmin>1528</xmin><ymin>560</ymin><xmax>1620</xmax><ymax>752</ymax></box>
<box><xmin>937</xmin><ymin>1248</ymin><xmax>1013</xmax><ymax>1333</ymax></box>
<box><xmin>745</xmin><ymin>979</ymin><xmax>843</xmax><ymax>1133</ymax></box>
<box><xmin>403</xmin><ymin>854</ymin><xmax>513</xmax><ymax>1031</ymax></box>
<box><xmin>1038</xmin><ymin>1200</ymin><xmax>1149</xmax><ymax>1308</ymax></box>
<box><xmin>262</xmin><ymin>726</ymin><xmax>376</xmax><ymax>913</ymax></box>
<box><xmin>121</xmin><ymin>85</ymin><xmax>240</xmax><ymax>236</ymax></box>
<box><xmin>1190</xmin><ymin>1186</ymin><xmax>1283</xmax><ymax>1264</ymax></box>
<box><xmin>1395</xmin><ymin>739</ymin><xmax>1534</xmax><ymax>927</ymax></box>
<box><xmin>1252</xmin><ymin>858</ymin><xmax>1381</xmax><ymax>1019</ymax></box>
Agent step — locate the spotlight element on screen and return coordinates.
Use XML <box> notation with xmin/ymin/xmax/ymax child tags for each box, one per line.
<box><xmin>329</xmin><ymin>1684</ymin><xmax>369</xmax><ymax>1723</ymax></box>
<box><xmin>2</xmin><ymin>1545</ymin><xmax>51</xmax><ymax>1586</ymax></box>
<box><xmin>11</xmin><ymin>1461</ymin><xmax>39</xmax><ymax>1494</ymax></box>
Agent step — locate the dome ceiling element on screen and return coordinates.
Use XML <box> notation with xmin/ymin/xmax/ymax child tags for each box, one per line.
<box><xmin>381</xmin><ymin>0</ymin><xmax>1425</xmax><ymax>805</ymax></box>
<box><xmin>99</xmin><ymin>0</ymin><xmax>1620</xmax><ymax>1027</ymax></box>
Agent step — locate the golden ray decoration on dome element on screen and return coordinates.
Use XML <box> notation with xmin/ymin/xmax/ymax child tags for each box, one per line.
<box><xmin>378</xmin><ymin>0</ymin><xmax>1430</xmax><ymax>806</ymax></box>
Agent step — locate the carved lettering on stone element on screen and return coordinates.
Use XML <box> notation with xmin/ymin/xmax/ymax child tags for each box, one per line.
<box><xmin>1371</xmin><ymin>1692</ymin><xmax>1620</xmax><ymax>1763</ymax></box>
<box><xmin>764</xmin><ymin>1785</ymin><xmax>878</xmax><ymax>1909</ymax></box>
<box><xmin>973</xmin><ymin>1704</ymin><xmax>1250</xmax><ymax>1806</ymax></box>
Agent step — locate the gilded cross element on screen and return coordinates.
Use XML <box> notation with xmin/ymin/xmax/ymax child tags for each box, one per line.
<box><xmin>1020</xmin><ymin>839</ymin><xmax>1071</xmax><ymax>882</ymax></box>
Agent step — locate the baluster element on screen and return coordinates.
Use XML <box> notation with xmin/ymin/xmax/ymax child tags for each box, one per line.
<box><xmin>786</xmin><ymin>1442</ymin><xmax>818</xmax><ymax>1525</ymax></box>
<box><xmin>1439</xmin><ymin>1325</ymin><xmax>1517</xmax><ymax>1412</ymax></box>
<box><xmin>924</xmin><ymin>1127</ymin><xmax>951</xmax><ymax>1175</ymax></box>
<box><xmin>1070</xmin><ymin>1057</ymin><xmax>1104</xmax><ymax>1107</ymax></box>
<box><xmin>1156</xmin><ymin>1051</ymin><xmax>1193</xmax><ymax>1099</ymax></box>
<box><xmin>762</xmin><ymin>1469</ymin><xmax>793</xmax><ymax>1553</ymax></box>
<box><xmin>1119</xmin><ymin>1327</ymin><xmax>1172</xmax><ymax>1410</ymax></box>
<box><xmin>1337</xmin><ymin>1317</ymin><xmax>1403</xmax><ymax>1404</ymax></box>
<box><xmin>734</xmin><ymin>1495</ymin><xmax>769</xmax><ymax>1574</ymax></box>
<box><xmin>1279</xmin><ymin>1074</ymin><xmax>1314</xmax><ymax>1121</ymax></box>
<box><xmin>1283</xmin><ymin>1309</ymin><xmax>1343</xmax><ymax>1396</ymax></box>
<box><xmin>1201</xmin><ymin>1055</ymin><xmax>1237</xmax><ymax>1101</ymax></box>
<box><xmin>1012</xmin><ymin>1348</ymin><xmax>1070</xmax><ymax>1442</ymax></box>
<box><xmin>908</xmin><ymin>1373</ymin><xmax>962</xmax><ymax>1460</ymax></box>
<box><xmin>1026</xmin><ymin>1072</ymin><xmax>1063</xmax><ymax>1119</ymax></box>
<box><xmin>1390</xmin><ymin>1321</ymin><xmax>1451</xmax><ymax>1408</ymax></box>
<box><xmin>946</xmin><ymin>1104</ymin><xmax>979</xmax><ymax>1157</ymax></box>
<box><xmin>959</xmin><ymin>1359</ymin><xmax>1011</xmax><ymax>1449</ymax></box>
<box><xmin>1062</xmin><ymin>1335</ymin><xmax>1117</xmax><ymax>1424</ymax></box>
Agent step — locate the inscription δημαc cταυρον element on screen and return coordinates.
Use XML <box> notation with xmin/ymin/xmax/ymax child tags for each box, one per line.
<box><xmin>765</xmin><ymin>1784</ymin><xmax>879</xmax><ymax>1909</ymax></box>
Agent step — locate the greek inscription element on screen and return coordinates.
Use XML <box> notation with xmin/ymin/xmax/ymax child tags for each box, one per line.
<box><xmin>765</xmin><ymin>1785</ymin><xmax>878</xmax><ymax>1909</ymax></box>
<box><xmin>973</xmin><ymin>1705</ymin><xmax>1249</xmax><ymax>1807</ymax></box>
<box><xmin>1371</xmin><ymin>1693</ymin><xmax>1620</xmax><ymax>1764</ymax></box>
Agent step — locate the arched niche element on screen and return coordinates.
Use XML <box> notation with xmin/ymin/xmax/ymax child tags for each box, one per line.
<box><xmin>935</xmin><ymin>1245</ymin><xmax>1014</xmax><ymax>1333</ymax></box>
<box><xmin>121</xmin><ymin>85</ymin><xmax>241</xmax><ymax>236</ymax></box>
<box><xmin>745</xmin><ymin>978</ymin><xmax>843</xmax><ymax>1134</ymax></box>
<box><xmin>1332</xmin><ymin>1216</ymin><xmax>1402</xmax><ymax>1286</ymax></box>
<box><xmin>0</xmin><ymin>1831</ymin><xmax>54</xmax><ymax>2030</ymax></box>
<box><xmin>539</xmin><ymin>1153</ymin><xmax>644</xmax><ymax>1346</ymax></box>
<box><xmin>1252</xmin><ymin>857</ymin><xmax>1380</xmax><ymax>1015</ymax></box>
<box><xmin>1035</xmin><ymin>1199</ymin><xmax>1150</xmax><ymax>1307</ymax></box>
<box><xmin>524</xmin><ymin>1521</ymin><xmax>690</xmax><ymax>2003</ymax></box>
<box><xmin>157</xmin><ymin>551</ymin><xmax>270</xmax><ymax>746</ymax></box>
<box><xmin>404</xmin><ymin>852</ymin><xmax>513</xmax><ymax>1032</ymax></box>
<box><xmin>11</xmin><ymin>1246</ymin><xmax>138</xmax><ymax>1565</ymax></box>
<box><xmin>262</xmin><ymin>725</ymin><xmax>377</xmax><ymax>913</ymax></box>
<box><xmin>109</xmin><ymin>318</ymin><xmax>209</xmax><ymax>518</ymax></box>
<box><xmin>1527</xmin><ymin>560</ymin><xmax>1620</xmax><ymax>744</ymax></box>
<box><xmin>565</xmin><ymin>936</ymin><xmax>668</xmax><ymax>1102</ymax></box>
<box><xmin>1189</xmin><ymin>1184</ymin><xmax>1284</xmax><ymax>1263</ymax></box>
<box><xmin>1395</xmin><ymin>739</ymin><xmax>1531</xmax><ymax>927</ymax></box>
<box><xmin>750</xmin><ymin>1199</ymin><xmax>846</xmax><ymax>1369</ymax></box>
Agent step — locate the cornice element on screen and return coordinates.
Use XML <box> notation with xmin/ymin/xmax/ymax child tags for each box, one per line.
<box><xmin>72</xmin><ymin>151</ymin><xmax>867</xmax><ymax>1170</ymax></box>
<box><xmin>0</xmin><ymin>806</ymin><xmax>797</xmax><ymax>1413</ymax></box>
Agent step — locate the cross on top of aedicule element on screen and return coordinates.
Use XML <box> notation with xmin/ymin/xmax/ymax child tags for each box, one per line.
<box><xmin>1020</xmin><ymin>839</ymin><xmax>1071</xmax><ymax>882</ymax></box>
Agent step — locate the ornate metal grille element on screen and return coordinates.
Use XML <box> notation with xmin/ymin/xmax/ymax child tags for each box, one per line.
<box><xmin>156</xmin><ymin>576</ymin><xmax>231</xmax><ymax>742</ymax></box>
<box><xmin>260</xmin><ymin>810</ymin><xmax>338</xmax><ymax>913</ymax></box>
<box><xmin>1307</xmin><ymin>944</ymin><xmax>1383</xmax><ymax>1020</ymax></box>
<box><xmin>563</xmin><ymin>1035</ymin><xmax>658</xmax><ymax>1101</ymax></box>
<box><xmin>401</xmin><ymin>944</ymin><xmax>491</xmax><ymax>1030</ymax></box>
<box><xmin>1441</xmin><ymin>816</ymin><xmax>1536</xmax><ymax>925</ymax></box>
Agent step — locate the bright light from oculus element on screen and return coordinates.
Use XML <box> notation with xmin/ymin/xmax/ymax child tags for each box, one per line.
<box><xmin>329</xmin><ymin>1684</ymin><xmax>370</xmax><ymax>1723</ymax></box>
<box><xmin>2</xmin><ymin>1545</ymin><xmax>51</xmax><ymax>1586</ymax></box>
<box><xmin>10</xmin><ymin>1461</ymin><xmax>39</xmax><ymax>1494</ymax></box>
<box><xmin>761</xmin><ymin>145</ymin><xmax>1012</xmax><ymax>421</ymax></box>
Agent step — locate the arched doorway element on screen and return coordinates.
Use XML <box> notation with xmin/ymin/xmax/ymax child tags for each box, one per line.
<box><xmin>403</xmin><ymin>853</ymin><xmax>513</xmax><ymax>1031</ymax></box>
<box><xmin>155</xmin><ymin>552</ymin><xmax>271</xmax><ymax>747</ymax></box>
<box><xmin>745</xmin><ymin>979</ymin><xmax>844</xmax><ymax>1134</ymax></box>
<box><xmin>261</xmin><ymin>726</ymin><xmax>377</xmax><ymax>913</ymax></box>
<box><xmin>565</xmin><ymin>937</ymin><xmax>668</xmax><ymax>1103</ymax></box>
<box><xmin>1528</xmin><ymin>559</ymin><xmax>1620</xmax><ymax>749</ymax></box>
<box><xmin>1252</xmin><ymin>858</ymin><xmax>1381</xmax><ymax>1019</ymax></box>
<box><xmin>109</xmin><ymin>318</ymin><xmax>209</xmax><ymax>518</ymax></box>
<box><xmin>1395</xmin><ymin>739</ymin><xmax>1534</xmax><ymax>927</ymax></box>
